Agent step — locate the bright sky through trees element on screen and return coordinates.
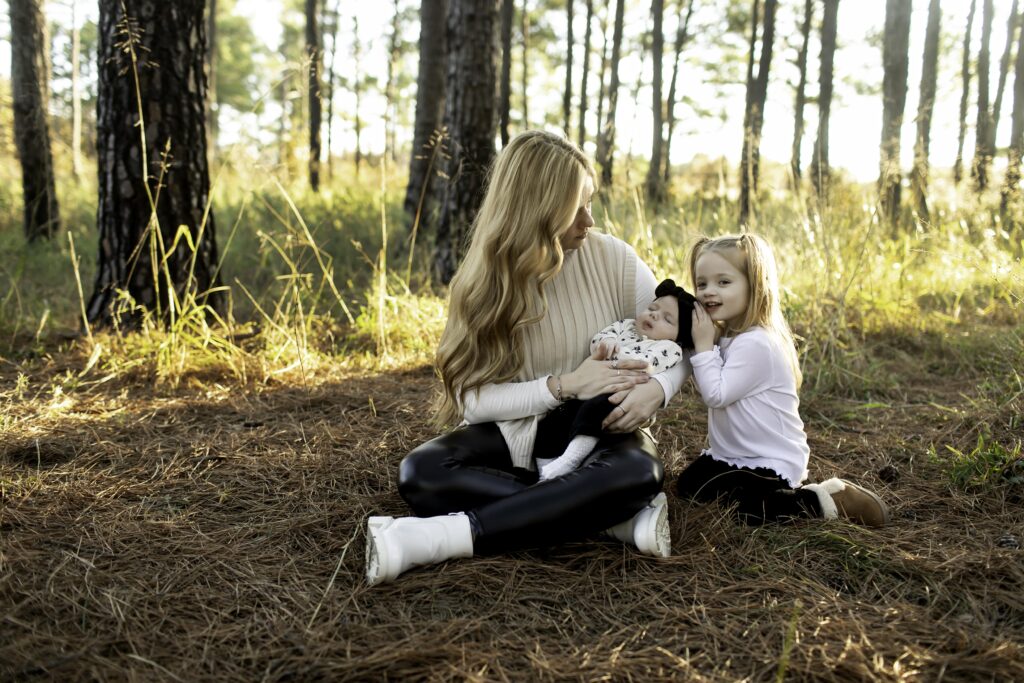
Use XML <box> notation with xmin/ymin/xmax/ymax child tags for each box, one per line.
<box><xmin>0</xmin><ymin>0</ymin><xmax>1016</xmax><ymax>181</ymax></box>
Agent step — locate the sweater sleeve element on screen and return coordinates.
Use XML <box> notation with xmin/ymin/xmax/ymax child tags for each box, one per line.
<box><xmin>461</xmin><ymin>377</ymin><xmax>561</xmax><ymax>424</ymax></box>
<box><xmin>690</xmin><ymin>333</ymin><xmax>776</xmax><ymax>408</ymax></box>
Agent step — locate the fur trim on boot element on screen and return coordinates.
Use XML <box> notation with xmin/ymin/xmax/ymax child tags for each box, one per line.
<box><xmin>803</xmin><ymin>478</ymin><xmax>890</xmax><ymax>527</ymax></box>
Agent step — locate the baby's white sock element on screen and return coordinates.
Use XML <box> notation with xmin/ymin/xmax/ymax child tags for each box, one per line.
<box><xmin>539</xmin><ymin>435</ymin><xmax>600</xmax><ymax>481</ymax></box>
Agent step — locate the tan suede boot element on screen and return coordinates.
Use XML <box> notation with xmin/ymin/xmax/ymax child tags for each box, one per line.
<box><xmin>803</xmin><ymin>478</ymin><xmax>890</xmax><ymax>527</ymax></box>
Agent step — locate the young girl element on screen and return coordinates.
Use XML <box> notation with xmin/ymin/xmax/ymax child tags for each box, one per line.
<box><xmin>678</xmin><ymin>233</ymin><xmax>890</xmax><ymax>526</ymax></box>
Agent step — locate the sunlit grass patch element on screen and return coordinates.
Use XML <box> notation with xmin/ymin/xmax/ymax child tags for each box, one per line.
<box><xmin>930</xmin><ymin>433</ymin><xmax>1024</xmax><ymax>492</ymax></box>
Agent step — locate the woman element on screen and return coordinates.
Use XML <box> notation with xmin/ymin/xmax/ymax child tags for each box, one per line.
<box><xmin>366</xmin><ymin>131</ymin><xmax>690</xmax><ymax>585</ymax></box>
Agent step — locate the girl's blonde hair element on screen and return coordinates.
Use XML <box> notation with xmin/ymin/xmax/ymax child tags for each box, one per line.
<box><xmin>434</xmin><ymin>130</ymin><xmax>596</xmax><ymax>426</ymax></box>
<box><xmin>689</xmin><ymin>233</ymin><xmax>802</xmax><ymax>388</ymax></box>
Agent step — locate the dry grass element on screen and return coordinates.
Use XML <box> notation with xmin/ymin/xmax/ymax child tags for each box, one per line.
<box><xmin>1</xmin><ymin>329</ymin><xmax>1022</xmax><ymax>682</ymax></box>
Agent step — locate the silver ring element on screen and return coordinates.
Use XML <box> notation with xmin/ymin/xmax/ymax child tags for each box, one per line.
<box><xmin>611</xmin><ymin>361</ymin><xmax>618</xmax><ymax>369</ymax></box>
<box><xmin>616</xmin><ymin>370</ymin><xmax>620</xmax><ymax>376</ymax></box>
<box><xmin>618</xmin><ymin>406</ymin><xmax>626</xmax><ymax>415</ymax></box>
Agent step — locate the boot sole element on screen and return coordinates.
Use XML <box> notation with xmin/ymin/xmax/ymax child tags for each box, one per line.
<box><xmin>366</xmin><ymin>516</ymin><xmax>396</xmax><ymax>585</ymax></box>
<box><xmin>842</xmin><ymin>482</ymin><xmax>891</xmax><ymax>527</ymax></box>
<box><xmin>635</xmin><ymin>492</ymin><xmax>671</xmax><ymax>557</ymax></box>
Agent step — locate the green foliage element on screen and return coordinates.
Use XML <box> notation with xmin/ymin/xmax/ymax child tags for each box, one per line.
<box><xmin>215</xmin><ymin>0</ymin><xmax>268</xmax><ymax>114</ymax></box>
<box><xmin>930</xmin><ymin>433</ymin><xmax>1024</xmax><ymax>491</ymax></box>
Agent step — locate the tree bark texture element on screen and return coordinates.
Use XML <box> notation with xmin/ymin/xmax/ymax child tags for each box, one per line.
<box><xmin>598</xmin><ymin>0</ymin><xmax>625</xmax><ymax>186</ymax></box>
<box><xmin>564</xmin><ymin>0</ymin><xmax>574</xmax><ymax>136</ymax></box>
<box><xmin>791</xmin><ymin>0</ymin><xmax>812</xmax><ymax>185</ymax></box>
<box><xmin>973</xmin><ymin>0</ymin><xmax>995</xmax><ymax>190</ymax></box>
<box><xmin>405</xmin><ymin>0</ymin><xmax>448</xmax><ymax>225</ymax></box>
<box><xmin>578</xmin><ymin>0</ymin><xmax>594</xmax><ymax>148</ymax></box>
<box><xmin>738</xmin><ymin>0</ymin><xmax>777</xmax><ymax>228</ymax></box>
<box><xmin>911</xmin><ymin>0</ymin><xmax>941</xmax><ymax>221</ymax></box>
<box><xmin>664</xmin><ymin>0</ymin><xmax>693</xmax><ymax>183</ymax></box>
<box><xmin>1002</xmin><ymin>7</ymin><xmax>1024</xmax><ymax>213</ymax></box>
<box><xmin>500</xmin><ymin>0</ymin><xmax>513</xmax><ymax>146</ymax></box>
<box><xmin>433</xmin><ymin>0</ymin><xmax>499</xmax><ymax>284</ymax></box>
<box><xmin>88</xmin><ymin>0</ymin><xmax>220</xmax><ymax>327</ymax></box>
<box><xmin>521</xmin><ymin>4</ymin><xmax>529</xmax><ymax>127</ymax></box>
<box><xmin>645</xmin><ymin>0</ymin><xmax>665</xmax><ymax>202</ymax></box>
<box><xmin>991</xmin><ymin>0</ymin><xmax>1019</xmax><ymax>156</ymax></box>
<box><xmin>386</xmin><ymin>0</ymin><xmax>401</xmax><ymax>162</ymax></box>
<box><xmin>306</xmin><ymin>0</ymin><xmax>322</xmax><ymax>192</ymax></box>
<box><xmin>810</xmin><ymin>0</ymin><xmax>838</xmax><ymax>199</ymax></box>
<box><xmin>325</xmin><ymin>0</ymin><xmax>341</xmax><ymax>178</ymax></box>
<box><xmin>72</xmin><ymin>0</ymin><xmax>84</xmax><ymax>181</ymax></box>
<box><xmin>956</xmin><ymin>0</ymin><xmax>977</xmax><ymax>185</ymax></box>
<box><xmin>207</xmin><ymin>0</ymin><xmax>218</xmax><ymax>151</ymax></box>
<box><xmin>9</xmin><ymin>0</ymin><xmax>61</xmax><ymax>241</ymax></box>
<box><xmin>878</xmin><ymin>0</ymin><xmax>912</xmax><ymax>228</ymax></box>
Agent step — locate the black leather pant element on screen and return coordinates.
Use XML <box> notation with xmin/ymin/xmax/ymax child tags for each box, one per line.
<box><xmin>398</xmin><ymin>421</ymin><xmax>664</xmax><ymax>555</ymax></box>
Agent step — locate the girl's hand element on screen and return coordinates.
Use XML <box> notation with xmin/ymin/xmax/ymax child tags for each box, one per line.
<box><xmin>602</xmin><ymin>380</ymin><xmax>665</xmax><ymax>432</ymax></box>
<box><xmin>691</xmin><ymin>303</ymin><xmax>717</xmax><ymax>353</ymax></box>
<box><xmin>561</xmin><ymin>344</ymin><xmax>649</xmax><ymax>400</ymax></box>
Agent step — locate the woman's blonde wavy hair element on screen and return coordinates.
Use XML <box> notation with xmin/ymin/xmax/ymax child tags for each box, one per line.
<box><xmin>434</xmin><ymin>130</ymin><xmax>596</xmax><ymax>427</ymax></box>
<box><xmin>689</xmin><ymin>233</ymin><xmax>802</xmax><ymax>389</ymax></box>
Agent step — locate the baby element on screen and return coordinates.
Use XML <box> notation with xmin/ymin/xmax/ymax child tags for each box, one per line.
<box><xmin>538</xmin><ymin>279</ymin><xmax>696</xmax><ymax>481</ymax></box>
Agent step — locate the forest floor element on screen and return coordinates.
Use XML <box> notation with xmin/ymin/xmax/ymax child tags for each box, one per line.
<box><xmin>1</xmin><ymin>323</ymin><xmax>1023</xmax><ymax>682</ymax></box>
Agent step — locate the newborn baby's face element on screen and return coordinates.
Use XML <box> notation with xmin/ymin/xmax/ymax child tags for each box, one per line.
<box><xmin>636</xmin><ymin>295</ymin><xmax>679</xmax><ymax>342</ymax></box>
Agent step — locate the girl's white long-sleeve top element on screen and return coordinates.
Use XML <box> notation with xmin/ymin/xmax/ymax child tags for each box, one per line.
<box><xmin>689</xmin><ymin>327</ymin><xmax>809</xmax><ymax>487</ymax></box>
<box><xmin>460</xmin><ymin>233</ymin><xmax>690</xmax><ymax>468</ymax></box>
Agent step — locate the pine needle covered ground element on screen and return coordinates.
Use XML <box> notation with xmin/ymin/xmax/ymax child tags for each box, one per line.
<box><xmin>1</xmin><ymin>319</ymin><xmax>1022</xmax><ymax>681</ymax></box>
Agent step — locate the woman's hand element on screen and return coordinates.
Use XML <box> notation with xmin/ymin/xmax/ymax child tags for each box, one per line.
<box><xmin>602</xmin><ymin>380</ymin><xmax>665</xmax><ymax>432</ymax></box>
<box><xmin>691</xmin><ymin>303</ymin><xmax>717</xmax><ymax>353</ymax></box>
<box><xmin>559</xmin><ymin>344</ymin><xmax>649</xmax><ymax>400</ymax></box>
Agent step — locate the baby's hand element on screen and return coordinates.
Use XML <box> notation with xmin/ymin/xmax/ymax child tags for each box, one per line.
<box><xmin>595</xmin><ymin>340</ymin><xmax>618</xmax><ymax>359</ymax></box>
<box><xmin>691</xmin><ymin>304</ymin><xmax>717</xmax><ymax>352</ymax></box>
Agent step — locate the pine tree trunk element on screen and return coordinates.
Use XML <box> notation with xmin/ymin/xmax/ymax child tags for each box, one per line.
<box><xmin>911</xmin><ymin>0</ymin><xmax>941</xmax><ymax>221</ymax></box>
<box><xmin>71</xmin><ymin>0</ymin><xmax>83</xmax><ymax>182</ymax></box>
<box><xmin>500</xmin><ymin>0</ymin><xmax>513</xmax><ymax>145</ymax></box>
<box><xmin>433</xmin><ymin>0</ymin><xmax>499</xmax><ymax>284</ymax></box>
<box><xmin>405</xmin><ymin>0</ymin><xmax>448</xmax><ymax>226</ymax></box>
<box><xmin>738</xmin><ymin>0</ymin><xmax>776</xmax><ymax>228</ymax></box>
<box><xmin>973</xmin><ymin>0</ymin><xmax>995</xmax><ymax>190</ymax></box>
<box><xmin>88</xmin><ymin>0</ymin><xmax>219</xmax><ymax>327</ymax></box>
<box><xmin>878</xmin><ymin>0</ymin><xmax>912</xmax><ymax>228</ymax></box>
<box><xmin>992</xmin><ymin>0</ymin><xmax>1019</xmax><ymax>155</ymax></box>
<box><xmin>353</xmin><ymin>17</ymin><xmax>363</xmax><ymax>177</ymax></box>
<box><xmin>645</xmin><ymin>0</ymin><xmax>665</xmax><ymax>202</ymax></box>
<box><xmin>386</xmin><ymin>0</ymin><xmax>401</xmax><ymax>162</ymax></box>
<box><xmin>564</xmin><ymin>0</ymin><xmax>574</xmax><ymax>136</ymax></box>
<box><xmin>1001</xmin><ymin>7</ymin><xmax>1024</xmax><ymax>215</ymax></box>
<box><xmin>9</xmin><ymin>0</ymin><xmax>60</xmax><ymax>242</ymax></box>
<box><xmin>577</xmin><ymin>0</ymin><xmax>594</xmax><ymax>148</ymax></box>
<box><xmin>207</xmin><ymin>0</ymin><xmax>218</xmax><ymax>152</ymax></box>
<box><xmin>956</xmin><ymin>0</ymin><xmax>977</xmax><ymax>185</ymax></box>
<box><xmin>790</xmin><ymin>0</ymin><xmax>812</xmax><ymax>186</ymax></box>
<box><xmin>306</xmin><ymin>0</ymin><xmax>322</xmax><ymax>191</ymax></box>
<box><xmin>664</xmin><ymin>0</ymin><xmax>693</xmax><ymax>183</ymax></box>
<box><xmin>521</xmin><ymin>3</ymin><xmax>530</xmax><ymax>127</ymax></box>
<box><xmin>598</xmin><ymin>0</ymin><xmax>625</xmax><ymax>186</ymax></box>
<box><xmin>325</xmin><ymin>0</ymin><xmax>341</xmax><ymax>179</ymax></box>
<box><xmin>595</xmin><ymin>2</ymin><xmax>609</xmax><ymax>152</ymax></box>
<box><xmin>810</xmin><ymin>0</ymin><xmax>838</xmax><ymax>200</ymax></box>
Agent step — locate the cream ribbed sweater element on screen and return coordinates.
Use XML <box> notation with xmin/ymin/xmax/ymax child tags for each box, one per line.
<box><xmin>461</xmin><ymin>231</ymin><xmax>687</xmax><ymax>469</ymax></box>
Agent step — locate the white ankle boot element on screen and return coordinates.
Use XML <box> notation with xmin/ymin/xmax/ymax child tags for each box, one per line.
<box><xmin>603</xmin><ymin>492</ymin><xmax>671</xmax><ymax>557</ymax></box>
<box><xmin>365</xmin><ymin>513</ymin><xmax>474</xmax><ymax>585</ymax></box>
